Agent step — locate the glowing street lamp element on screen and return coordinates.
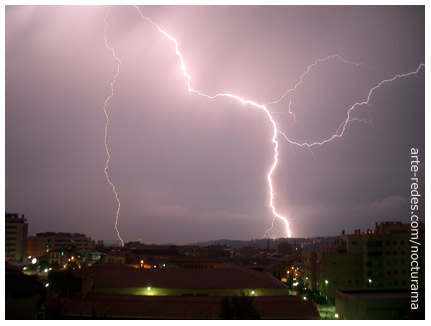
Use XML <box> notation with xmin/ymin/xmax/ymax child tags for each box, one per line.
<box><xmin>325</xmin><ymin>279</ymin><xmax>329</xmax><ymax>317</ymax></box>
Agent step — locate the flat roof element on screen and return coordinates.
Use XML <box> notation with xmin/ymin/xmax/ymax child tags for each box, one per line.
<box><xmin>61</xmin><ymin>294</ymin><xmax>320</xmax><ymax>319</ymax></box>
<box><xmin>336</xmin><ymin>289</ymin><xmax>424</xmax><ymax>300</ymax></box>
<box><xmin>74</xmin><ymin>263</ymin><xmax>288</xmax><ymax>289</ymax></box>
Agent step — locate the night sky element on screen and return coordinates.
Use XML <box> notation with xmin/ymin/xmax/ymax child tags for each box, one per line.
<box><xmin>5</xmin><ymin>6</ymin><xmax>425</xmax><ymax>244</ymax></box>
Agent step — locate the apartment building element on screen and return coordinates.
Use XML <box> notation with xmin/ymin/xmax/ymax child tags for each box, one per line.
<box><xmin>5</xmin><ymin>213</ymin><xmax>28</xmax><ymax>261</ymax></box>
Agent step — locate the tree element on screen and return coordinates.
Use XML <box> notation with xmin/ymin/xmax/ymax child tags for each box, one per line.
<box><xmin>220</xmin><ymin>294</ymin><xmax>261</xmax><ymax>319</ymax></box>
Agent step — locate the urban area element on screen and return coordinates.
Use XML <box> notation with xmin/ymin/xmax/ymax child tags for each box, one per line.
<box><xmin>5</xmin><ymin>212</ymin><xmax>425</xmax><ymax>320</ymax></box>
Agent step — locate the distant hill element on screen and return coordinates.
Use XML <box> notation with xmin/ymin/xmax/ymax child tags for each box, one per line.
<box><xmin>188</xmin><ymin>236</ymin><xmax>339</xmax><ymax>250</ymax></box>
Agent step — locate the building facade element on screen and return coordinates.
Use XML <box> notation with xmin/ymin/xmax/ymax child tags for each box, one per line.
<box><xmin>361</xmin><ymin>222</ymin><xmax>425</xmax><ymax>290</ymax></box>
<box><xmin>335</xmin><ymin>289</ymin><xmax>424</xmax><ymax>319</ymax></box>
<box><xmin>302</xmin><ymin>222</ymin><xmax>425</xmax><ymax>302</ymax></box>
<box><xmin>28</xmin><ymin>232</ymin><xmax>92</xmax><ymax>258</ymax></box>
<box><xmin>302</xmin><ymin>250</ymin><xmax>317</xmax><ymax>290</ymax></box>
<box><xmin>5</xmin><ymin>213</ymin><xmax>28</xmax><ymax>261</ymax></box>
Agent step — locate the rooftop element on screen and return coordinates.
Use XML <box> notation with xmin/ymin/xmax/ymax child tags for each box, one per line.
<box><xmin>60</xmin><ymin>293</ymin><xmax>319</xmax><ymax>319</ymax></box>
<box><xmin>335</xmin><ymin>288</ymin><xmax>424</xmax><ymax>300</ymax></box>
<box><xmin>375</xmin><ymin>221</ymin><xmax>424</xmax><ymax>233</ymax></box>
<box><xmin>74</xmin><ymin>263</ymin><xmax>287</xmax><ymax>289</ymax></box>
<box><xmin>35</xmin><ymin>232</ymin><xmax>89</xmax><ymax>238</ymax></box>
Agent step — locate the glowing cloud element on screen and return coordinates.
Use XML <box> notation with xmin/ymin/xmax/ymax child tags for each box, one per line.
<box><xmin>102</xmin><ymin>6</ymin><xmax>424</xmax><ymax>244</ymax></box>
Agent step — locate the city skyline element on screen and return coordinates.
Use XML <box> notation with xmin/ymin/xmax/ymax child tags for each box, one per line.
<box><xmin>6</xmin><ymin>212</ymin><xmax>400</xmax><ymax>247</ymax></box>
<box><xmin>5</xmin><ymin>6</ymin><xmax>425</xmax><ymax>244</ymax></box>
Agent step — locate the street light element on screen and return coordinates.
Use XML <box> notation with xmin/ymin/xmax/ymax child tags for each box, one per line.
<box><xmin>325</xmin><ymin>279</ymin><xmax>329</xmax><ymax>296</ymax></box>
<box><xmin>368</xmin><ymin>279</ymin><xmax>372</xmax><ymax>288</ymax></box>
<box><xmin>325</xmin><ymin>280</ymin><xmax>329</xmax><ymax>319</ymax></box>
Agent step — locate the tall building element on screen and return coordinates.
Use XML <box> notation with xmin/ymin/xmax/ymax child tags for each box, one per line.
<box><xmin>302</xmin><ymin>222</ymin><xmax>425</xmax><ymax>302</ymax></box>
<box><xmin>335</xmin><ymin>288</ymin><xmax>424</xmax><ymax>319</ymax></box>
<box><xmin>361</xmin><ymin>222</ymin><xmax>425</xmax><ymax>289</ymax></box>
<box><xmin>5</xmin><ymin>213</ymin><xmax>28</xmax><ymax>261</ymax></box>
<box><xmin>302</xmin><ymin>250</ymin><xmax>317</xmax><ymax>290</ymax></box>
<box><xmin>27</xmin><ymin>232</ymin><xmax>92</xmax><ymax>258</ymax></box>
<box><xmin>315</xmin><ymin>230</ymin><xmax>363</xmax><ymax>300</ymax></box>
<box><xmin>276</xmin><ymin>241</ymin><xmax>293</xmax><ymax>256</ymax></box>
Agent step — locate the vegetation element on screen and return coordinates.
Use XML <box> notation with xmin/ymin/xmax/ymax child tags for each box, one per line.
<box><xmin>220</xmin><ymin>294</ymin><xmax>261</xmax><ymax>319</ymax></box>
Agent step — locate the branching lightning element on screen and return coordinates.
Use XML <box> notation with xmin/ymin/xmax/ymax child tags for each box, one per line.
<box><xmin>276</xmin><ymin>63</ymin><xmax>425</xmax><ymax>148</ymax></box>
<box><xmin>265</xmin><ymin>54</ymin><xmax>370</xmax><ymax>107</ymax></box>
<box><xmin>102</xmin><ymin>6</ymin><xmax>424</xmax><ymax>242</ymax></box>
<box><xmin>265</xmin><ymin>54</ymin><xmax>370</xmax><ymax>127</ymax></box>
<box><xmin>134</xmin><ymin>5</ymin><xmax>292</xmax><ymax>238</ymax></box>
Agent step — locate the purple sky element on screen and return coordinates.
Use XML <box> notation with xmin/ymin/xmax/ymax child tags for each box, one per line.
<box><xmin>5</xmin><ymin>6</ymin><xmax>424</xmax><ymax>244</ymax></box>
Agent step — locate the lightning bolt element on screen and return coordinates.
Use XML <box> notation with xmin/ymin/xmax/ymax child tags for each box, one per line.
<box><xmin>277</xmin><ymin>63</ymin><xmax>425</xmax><ymax>148</ymax></box>
<box><xmin>103</xmin><ymin>6</ymin><xmax>424</xmax><ymax>242</ymax></box>
<box><xmin>265</xmin><ymin>54</ymin><xmax>370</xmax><ymax>128</ymax></box>
<box><xmin>271</xmin><ymin>63</ymin><xmax>424</xmax><ymax>238</ymax></box>
<box><xmin>134</xmin><ymin>5</ymin><xmax>293</xmax><ymax>238</ymax></box>
<box><xmin>102</xmin><ymin>8</ymin><xmax>124</xmax><ymax>247</ymax></box>
<box><xmin>266</xmin><ymin>54</ymin><xmax>370</xmax><ymax>107</ymax></box>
